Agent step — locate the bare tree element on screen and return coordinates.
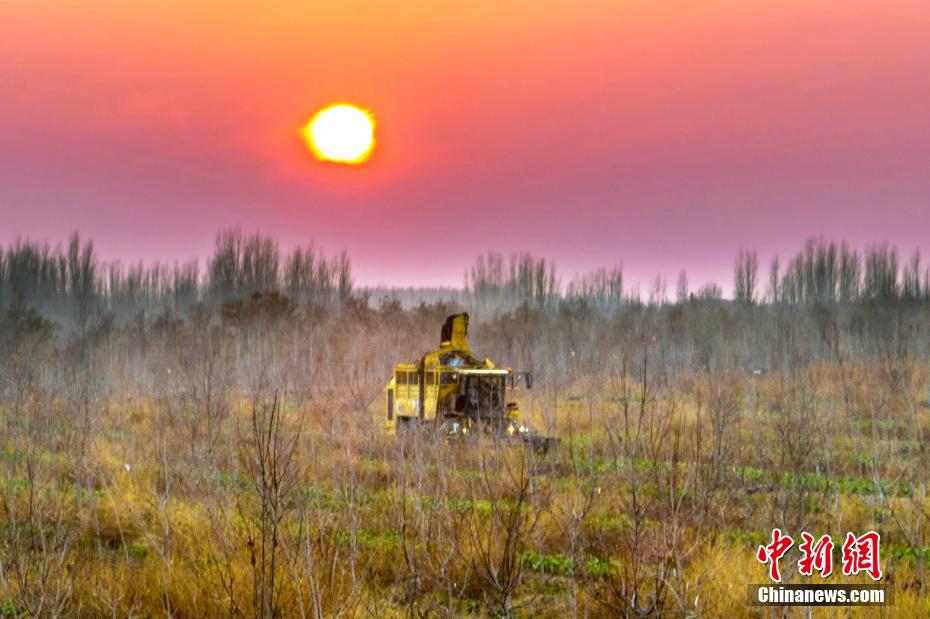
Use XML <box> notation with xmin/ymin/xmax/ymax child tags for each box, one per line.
<box><xmin>734</xmin><ymin>248</ymin><xmax>758</xmax><ymax>304</ymax></box>
<box><xmin>461</xmin><ymin>443</ymin><xmax>546</xmax><ymax>615</ymax></box>
<box><xmin>675</xmin><ymin>270</ymin><xmax>688</xmax><ymax>304</ymax></box>
<box><xmin>768</xmin><ymin>256</ymin><xmax>780</xmax><ymax>303</ymax></box>
<box><xmin>238</xmin><ymin>391</ymin><xmax>305</xmax><ymax>618</ymax></box>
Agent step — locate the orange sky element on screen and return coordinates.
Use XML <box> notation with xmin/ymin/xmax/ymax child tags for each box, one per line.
<box><xmin>3</xmin><ymin>1</ymin><xmax>930</xmax><ymax>287</ymax></box>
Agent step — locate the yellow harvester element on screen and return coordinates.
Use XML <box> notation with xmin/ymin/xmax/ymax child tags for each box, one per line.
<box><xmin>378</xmin><ymin>313</ymin><xmax>556</xmax><ymax>451</ymax></box>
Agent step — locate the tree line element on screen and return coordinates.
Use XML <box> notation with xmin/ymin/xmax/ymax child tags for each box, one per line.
<box><xmin>2</xmin><ymin>232</ymin><xmax>928</xmax><ymax>334</ymax></box>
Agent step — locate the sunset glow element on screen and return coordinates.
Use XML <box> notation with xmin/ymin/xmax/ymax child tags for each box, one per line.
<box><xmin>1</xmin><ymin>1</ymin><xmax>929</xmax><ymax>286</ymax></box>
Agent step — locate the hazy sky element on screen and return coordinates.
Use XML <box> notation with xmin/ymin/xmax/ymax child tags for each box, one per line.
<box><xmin>2</xmin><ymin>1</ymin><xmax>929</xmax><ymax>289</ymax></box>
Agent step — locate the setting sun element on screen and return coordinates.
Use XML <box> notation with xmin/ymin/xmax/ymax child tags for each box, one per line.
<box><xmin>302</xmin><ymin>104</ymin><xmax>375</xmax><ymax>164</ymax></box>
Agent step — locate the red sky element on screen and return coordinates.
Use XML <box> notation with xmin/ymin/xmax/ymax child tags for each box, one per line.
<box><xmin>2</xmin><ymin>1</ymin><xmax>930</xmax><ymax>289</ymax></box>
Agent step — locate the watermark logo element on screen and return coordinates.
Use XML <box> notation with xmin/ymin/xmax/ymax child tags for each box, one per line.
<box><xmin>756</xmin><ymin>528</ymin><xmax>881</xmax><ymax>582</ymax></box>
<box><xmin>798</xmin><ymin>532</ymin><xmax>833</xmax><ymax>577</ymax></box>
<box><xmin>751</xmin><ymin>529</ymin><xmax>887</xmax><ymax>606</ymax></box>
<box><xmin>756</xmin><ymin>527</ymin><xmax>794</xmax><ymax>582</ymax></box>
<box><xmin>841</xmin><ymin>531</ymin><xmax>882</xmax><ymax>580</ymax></box>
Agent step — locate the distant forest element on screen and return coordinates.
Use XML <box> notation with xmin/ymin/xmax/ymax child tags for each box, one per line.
<box><xmin>0</xmin><ymin>228</ymin><xmax>926</xmax><ymax>333</ymax></box>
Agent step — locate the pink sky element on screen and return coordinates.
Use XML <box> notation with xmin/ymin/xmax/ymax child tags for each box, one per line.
<box><xmin>2</xmin><ymin>1</ymin><xmax>930</xmax><ymax>289</ymax></box>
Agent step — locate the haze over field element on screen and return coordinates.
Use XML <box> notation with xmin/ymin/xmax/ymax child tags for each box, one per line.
<box><xmin>3</xmin><ymin>1</ymin><xmax>930</xmax><ymax>287</ymax></box>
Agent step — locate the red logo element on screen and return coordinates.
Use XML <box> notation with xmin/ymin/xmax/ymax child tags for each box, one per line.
<box><xmin>756</xmin><ymin>528</ymin><xmax>794</xmax><ymax>582</ymax></box>
<box><xmin>757</xmin><ymin>529</ymin><xmax>881</xmax><ymax>582</ymax></box>
<box><xmin>798</xmin><ymin>532</ymin><xmax>834</xmax><ymax>577</ymax></box>
<box><xmin>841</xmin><ymin>531</ymin><xmax>882</xmax><ymax>580</ymax></box>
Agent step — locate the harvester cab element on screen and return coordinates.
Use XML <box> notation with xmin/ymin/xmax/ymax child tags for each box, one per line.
<box><xmin>379</xmin><ymin>313</ymin><xmax>556</xmax><ymax>452</ymax></box>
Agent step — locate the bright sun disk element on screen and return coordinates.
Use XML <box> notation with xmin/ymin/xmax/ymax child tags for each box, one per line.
<box><xmin>302</xmin><ymin>104</ymin><xmax>375</xmax><ymax>164</ymax></box>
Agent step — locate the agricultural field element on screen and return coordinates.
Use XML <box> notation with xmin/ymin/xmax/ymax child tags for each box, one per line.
<box><xmin>1</xmin><ymin>236</ymin><xmax>930</xmax><ymax>617</ymax></box>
